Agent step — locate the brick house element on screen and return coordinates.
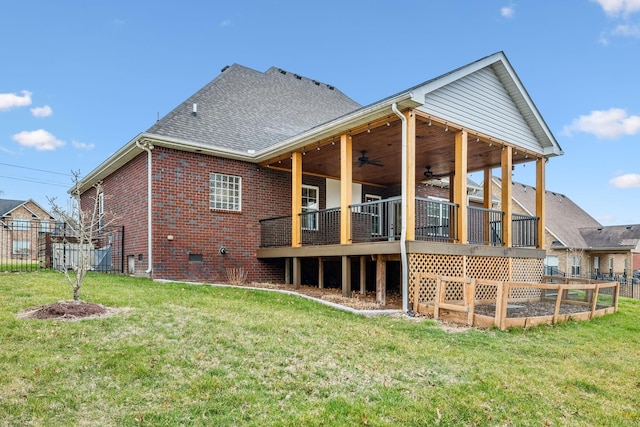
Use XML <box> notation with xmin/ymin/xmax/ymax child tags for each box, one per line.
<box><xmin>0</xmin><ymin>199</ymin><xmax>54</xmax><ymax>262</ymax></box>
<box><xmin>491</xmin><ymin>177</ymin><xmax>640</xmax><ymax>281</ymax></box>
<box><xmin>76</xmin><ymin>51</ymin><xmax>564</xmax><ymax>311</ymax></box>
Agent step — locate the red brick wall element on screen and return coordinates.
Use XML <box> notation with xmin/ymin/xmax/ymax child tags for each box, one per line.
<box><xmin>82</xmin><ymin>152</ymin><xmax>150</xmax><ymax>275</ymax></box>
<box><xmin>117</xmin><ymin>146</ymin><xmax>292</xmax><ymax>283</ymax></box>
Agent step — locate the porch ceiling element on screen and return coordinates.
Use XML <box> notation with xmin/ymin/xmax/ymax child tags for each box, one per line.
<box><xmin>263</xmin><ymin>114</ymin><xmax>538</xmax><ymax>187</ymax></box>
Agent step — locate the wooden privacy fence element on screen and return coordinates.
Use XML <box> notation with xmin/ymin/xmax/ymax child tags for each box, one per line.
<box><xmin>413</xmin><ymin>273</ymin><xmax>619</xmax><ymax>330</ymax></box>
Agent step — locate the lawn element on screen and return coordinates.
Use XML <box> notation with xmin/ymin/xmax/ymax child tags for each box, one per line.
<box><xmin>1</xmin><ymin>271</ymin><xmax>639</xmax><ymax>426</ymax></box>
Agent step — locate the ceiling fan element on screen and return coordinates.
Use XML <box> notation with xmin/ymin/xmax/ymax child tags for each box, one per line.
<box><xmin>423</xmin><ymin>166</ymin><xmax>448</xmax><ymax>179</ymax></box>
<box><xmin>357</xmin><ymin>150</ymin><xmax>383</xmax><ymax>167</ymax></box>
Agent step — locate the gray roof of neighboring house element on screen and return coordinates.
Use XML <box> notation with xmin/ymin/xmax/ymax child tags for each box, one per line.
<box><xmin>0</xmin><ymin>199</ymin><xmax>27</xmax><ymax>216</ymax></box>
<box><xmin>146</xmin><ymin>64</ymin><xmax>362</xmax><ymax>153</ymax></box>
<box><xmin>494</xmin><ymin>178</ymin><xmax>601</xmax><ymax>248</ymax></box>
<box><xmin>579</xmin><ymin>225</ymin><xmax>640</xmax><ymax>250</ymax></box>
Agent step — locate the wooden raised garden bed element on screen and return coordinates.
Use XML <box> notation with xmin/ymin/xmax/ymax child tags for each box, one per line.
<box><xmin>413</xmin><ymin>274</ymin><xmax>618</xmax><ymax>330</ymax></box>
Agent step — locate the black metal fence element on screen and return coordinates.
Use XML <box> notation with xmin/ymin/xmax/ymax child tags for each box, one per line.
<box><xmin>0</xmin><ymin>219</ymin><xmax>124</xmax><ymax>274</ymax></box>
<box><xmin>545</xmin><ymin>271</ymin><xmax>639</xmax><ymax>299</ymax></box>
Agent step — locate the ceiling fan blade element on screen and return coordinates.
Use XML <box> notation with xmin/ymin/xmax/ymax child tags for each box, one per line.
<box><xmin>368</xmin><ymin>159</ymin><xmax>384</xmax><ymax>167</ymax></box>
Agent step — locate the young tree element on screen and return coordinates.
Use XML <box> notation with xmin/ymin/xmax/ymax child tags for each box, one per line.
<box><xmin>48</xmin><ymin>171</ymin><xmax>116</xmax><ymax>301</ymax></box>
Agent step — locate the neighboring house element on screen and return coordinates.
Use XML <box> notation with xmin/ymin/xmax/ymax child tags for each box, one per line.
<box><xmin>491</xmin><ymin>177</ymin><xmax>640</xmax><ymax>281</ymax></box>
<box><xmin>0</xmin><ymin>199</ymin><xmax>54</xmax><ymax>262</ymax></box>
<box><xmin>76</xmin><ymin>51</ymin><xmax>564</xmax><ymax>310</ymax></box>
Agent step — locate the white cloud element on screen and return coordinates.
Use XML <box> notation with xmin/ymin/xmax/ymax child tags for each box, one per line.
<box><xmin>593</xmin><ymin>0</ymin><xmax>640</xmax><ymax>17</ymax></box>
<box><xmin>72</xmin><ymin>140</ymin><xmax>95</xmax><ymax>150</ymax></box>
<box><xmin>562</xmin><ymin>108</ymin><xmax>640</xmax><ymax>139</ymax></box>
<box><xmin>501</xmin><ymin>6</ymin><xmax>515</xmax><ymax>18</ymax></box>
<box><xmin>0</xmin><ymin>90</ymin><xmax>32</xmax><ymax>111</ymax></box>
<box><xmin>11</xmin><ymin>129</ymin><xmax>65</xmax><ymax>151</ymax></box>
<box><xmin>610</xmin><ymin>173</ymin><xmax>640</xmax><ymax>187</ymax></box>
<box><xmin>612</xmin><ymin>23</ymin><xmax>640</xmax><ymax>36</ymax></box>
<box><xmin>30</xmin><ymin>105</ymin><xmax>53</xmax><ymax>118</ymax></box>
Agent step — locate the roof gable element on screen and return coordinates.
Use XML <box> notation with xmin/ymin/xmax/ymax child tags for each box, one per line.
<box><xmin>146</xmin><ymin>64</ymin><xmax>361</xmax><ymax>153</ymax></box>
<box><xmin>0</xmin><ymin>199</ymin><xmax>27</xmax><ymax>216</ymax></box>
<box><xmin>410</xmin><ymin>52</ymin><xmax>562</xmax><ymax>157</ymax></box>
<box><xmin>0</xmin><ymin>198</ymin><xmax>52</xmax><ymax>219</ymax></box>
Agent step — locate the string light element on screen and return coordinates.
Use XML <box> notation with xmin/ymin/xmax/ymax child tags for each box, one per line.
<box><xmin>428</xmin><ymin>116</ymin><xmax>432</xmax><ymax>126</ymax></box>
<box><xmin>444</xmin><ymin>122</ymin><xmax>448</xmax><ymax>132</ymax></box>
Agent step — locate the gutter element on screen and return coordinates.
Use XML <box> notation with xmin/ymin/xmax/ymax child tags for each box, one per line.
<box><xmin>135</xmin><ymin>139</ymin><xmax>154</xmax><ymax>275</ymax></box>
<box><xmin>391</xmin><ymin>103</ymin><xmax>409</xmax><ymax>313</ymax></box>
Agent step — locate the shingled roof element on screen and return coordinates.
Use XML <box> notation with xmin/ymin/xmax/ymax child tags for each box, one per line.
<box><xmin>146</xmin><ymin>64</ymin><xmax>361</xmax><ymax>153</ymax></box>
<box><xmin>580</xmin><ymin>225</ymin><xmax>640</xmax><ymax>251</ymax></box>
<box><xmin>493</xmin><ymin>178</ymin><xmax>601</xmax><ymax>248</ymax></box>
<box><xmin>0</xmin><ymin>199</ymin><xmax>27</xmax><ymax>217</ymax></box>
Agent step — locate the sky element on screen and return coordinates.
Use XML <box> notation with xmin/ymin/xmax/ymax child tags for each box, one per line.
<box><xmin>1</xmin><ymin>0</ymin><xmax>639</xmax><ymax>225</ymax></box>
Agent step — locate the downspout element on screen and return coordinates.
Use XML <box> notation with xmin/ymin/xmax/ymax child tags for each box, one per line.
<box><xmin>135</xmin><ymin>140</ymin><xmax>154</xmax><ymax>275</ymax></box>
<box><xmin>391</xmin><ymin>103</ymin><xmax>409</xmax><ymax>313</ymax></box>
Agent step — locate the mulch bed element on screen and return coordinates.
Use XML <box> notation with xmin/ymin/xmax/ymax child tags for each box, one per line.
<box><xmin>18</xmin><ymin>301</ymin><xmax>112</xmax><ymax>321</ymax></box>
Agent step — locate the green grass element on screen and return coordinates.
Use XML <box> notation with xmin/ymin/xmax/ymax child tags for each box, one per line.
<box><xmin>1</xmin><ymin>271</ymin><xmax>639</xmax><ymax>426</ymax></box>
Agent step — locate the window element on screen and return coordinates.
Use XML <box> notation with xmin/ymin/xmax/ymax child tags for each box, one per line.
<box><xmin>364</xmin><ymin>194</ymin><xmax>382</xmax><ymax>235</ymax></box>
<box><xmin>594</xmin><ymin>256</ymin><xmax>600</xmax><ymax>276</ymax></box>
<box><xmin>13</xmin><ymin>240</ymin><xmax>30</xmax><ymax>255</ymax></box>
<box><xmin>301</xmin><ymin>185</ymin><xmax>319</xmax><ymax>230</ymax></box>
<box><xmin>609</xmin><ymin>258</ymin><xmax>614</xmax><ymax>275</ymax></box>
<box><xmin>40</xmin><ymin>220</ymin><xmax>50</xmax><ymax>233</ymax></box>
<box><xmin>13</xmin><ymin>219</ymin><xmax>30</xmax><ymax>230</ymax></box>
<box><xmin>571</xmin><ymin>256</ymin><xmax>580</xmax><ymax>277</ymax></box>
<box><xmin>210</xmin><ymin>173</ymin><xmax>242</xmax><ymax>211</ymax></box>
<box><xmin>427</xmin><ymin>197</ymin><xmax>449</xmax><ymax>238</ymax></box>
<box><xmin>544</xmin><ymin>256</ymin><xmax>559</xmax><ymax>276</ymax></box>
<box><xmin>98</xmin><ymin>192</ymin><xmax>105</xmax><ymax>229</ymax></box>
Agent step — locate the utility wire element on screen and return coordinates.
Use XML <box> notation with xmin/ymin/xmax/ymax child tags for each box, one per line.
<box><xmin>0</xmin><ymin>162</ymin><xmax>73</xmax><ymax>176</ymax></box>
<box><xmin>0</xmin><ymin>175</ymin><xmax>69</xmax><ymax>187</ymax></box>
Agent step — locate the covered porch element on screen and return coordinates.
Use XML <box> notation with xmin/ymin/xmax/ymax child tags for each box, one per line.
<box><xmin>254</xmin><ymin>53</ymin><xmax>562</xmax><ymax>312</ymax></box>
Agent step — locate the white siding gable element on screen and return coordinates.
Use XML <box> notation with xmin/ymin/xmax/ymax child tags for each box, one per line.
<box><xmin>419</xmin><ymin>66</ymin><xmax>543</xmax><ymax>154</ymax></box>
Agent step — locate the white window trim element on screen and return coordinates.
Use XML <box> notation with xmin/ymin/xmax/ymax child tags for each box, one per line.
<box><xmin>364</xmin><ymin>194</ymin><xmax>382</xmax><ymax>236</ymax></box>
<box><xmin>210</xmin><ymin>173</ymin><xmax>242</xmax><ymax>212</ymax></box>
<box><xmin>301</xmin><ymin>184</ymin><xmax>319</xmax><ymax>231</ymax></box>
<box><xmin>13</xmin><ymin>218</ymin><xmax>30</xmax><ymax>230</ymax></box>
<box><xmin>13</xmin><ymin>240</ymin><xmax>30</xmax><ymax>255</ymax></box>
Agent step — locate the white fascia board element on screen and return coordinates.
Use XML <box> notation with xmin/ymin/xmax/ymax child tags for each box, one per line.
<box><xmin>75</xmin><ymin>132</ymin><xmax>257</xmax><ymax>194</ymax></box>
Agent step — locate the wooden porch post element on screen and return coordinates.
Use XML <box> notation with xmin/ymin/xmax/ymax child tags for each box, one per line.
<box><xmin>536</xmin><ymin>158</ymin><xmax>546</xmax><ymax>249</ymax></box>
<box><xmin>293</xmin><ymin>257</ymin><xmax>301</xmax><ymax>288</ymax></box>
<box><xmin>340</xmin><ymin>133</ymin><xmax>352</xmax><ymax>245</ymax></box>
<box><xmin>483</xmin><ymin>168</ymin><xmax>493</xmax><ymax>209</ymax></box>
<box><xmin>501</xmin><ymin>146</ymin><xmax>513</xmax><ymax>247</ymax></box>
<box><xmin>342</xmin><ymin>255</ymin><xmax>351</xmax><ymax>297</ymax></box>
<box><xmin>360</xmin><ymin>256</ymin><xmax>366</xmax><ymax>295</ymax></box>
<box><xmin>405</xmin><ymin>110</ymin><xmax>416</xmax><ymax>240</ymax></box>
<box><xmin>454</xmin><ymin>130</ymin><xmax>468</xmax><ymax>244</ymax></box>
<box><xmin>318</xmin><ymin>257</ymin><xmax>324</xmax><ymax>289</ymax></box>
<box><xmin>291</xmin><ymin>152</ymin><xmax>302</xmax><ymax>248</ymax></box>
<box><xmin>376</xmin><ymin>255</ymin><xmax>386</xmax><ymax>305</ymax></box>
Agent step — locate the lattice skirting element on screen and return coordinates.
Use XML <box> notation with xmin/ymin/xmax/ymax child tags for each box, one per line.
<box><xmin>409</xmin><ymin>254</ymin><xmax>543</xmax><ymax>305</ymax></box>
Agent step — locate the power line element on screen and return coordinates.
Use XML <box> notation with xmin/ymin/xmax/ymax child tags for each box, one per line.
<box><xmin>0</xmin><ymin>175</ymin><xmax>70</xmax><ymax>188</ymax></box>
<box><xmin>0</xmin><ymin>162</ymin><xmax>73</xmax><ymax>177</ymax></box>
